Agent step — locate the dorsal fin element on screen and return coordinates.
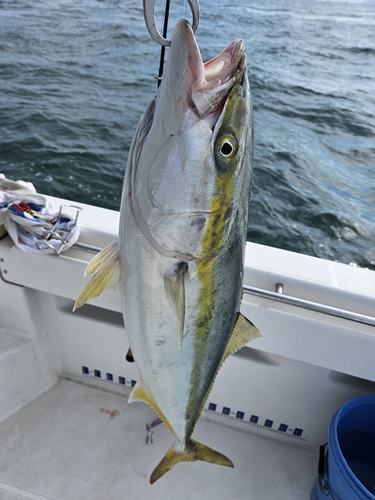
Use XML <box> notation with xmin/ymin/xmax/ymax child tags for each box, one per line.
<box><xmin>73</xmin><ymin>241</ymin><xmax>120</xmax><ymax>311</ymax></box>
<box><xmin>222</xmin><ymin>312</ymin><xmax>261</xmax><ymax>361</ymax></box>
<box><xmin>190</xmin><ymin>312</ymin><xmax>261</xmax><ymax>430</ymax></box>
<box><xmin>207</xmin><ymin>312</ymin><xmax>260</xmax><ymax>402</ymax></box>
<box><xmin>164</xmin><ymin>262</ymin><xmax>188</xmax><ymax>351</ymax></box>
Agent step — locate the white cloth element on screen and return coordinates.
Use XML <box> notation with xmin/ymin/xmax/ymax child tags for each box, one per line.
<box><xmin>0</xmin><ymin>174</ymin><xmax>80</xmax><ymax>254</ymax></box>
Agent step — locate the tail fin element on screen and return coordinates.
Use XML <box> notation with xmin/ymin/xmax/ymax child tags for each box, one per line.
<box><xmin>150</xmin><ymin>439</ymin><xmax>233</xmax><ymax>484</ymax></box>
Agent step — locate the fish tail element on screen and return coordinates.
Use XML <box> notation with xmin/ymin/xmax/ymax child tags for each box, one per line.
<box><xmin>150</xmin><ymin>438</ymin><xmax>233</xmax><ymax>484</ymax></box>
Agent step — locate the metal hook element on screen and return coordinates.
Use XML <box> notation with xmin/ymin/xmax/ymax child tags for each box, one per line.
<box><xmin>143</xmin><ymin>0</ymin><xmax>200</xmax><ymax>47</ymax></box>
<box><xmin>145</xmin><ymin>417</ymin><xmax>163</xmax><ymax>444</ymax></box>
<box><xmin>37</xmin><ymin>205</ymin><xmax>82</xmax><ymax>255</ymax></box>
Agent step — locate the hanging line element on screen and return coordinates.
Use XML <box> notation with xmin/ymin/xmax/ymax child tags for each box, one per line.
<box><xmin>142</xmin><ymin>0</ymin><xmax>200</xmax><ymax>86</ymax></box>
<box><xmin>157</xmin><ymin>0</ymin><xmax>171</xmax><ymax>87</ymax></box>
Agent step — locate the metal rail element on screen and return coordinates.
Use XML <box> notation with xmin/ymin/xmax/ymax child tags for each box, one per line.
<box><xmin>243</xmin><ymin>284</ymin><xmax>375</xmax><ymax>328</ymax></box>
<box><xmin>72</xmin><ymin>242</ymin><xmax>103</xmax><ymax>254</ymax></box>
<box><xmin>71</xmin><ymin>242</ymin><xmax>375</xmax><ymax>328</ymax></box>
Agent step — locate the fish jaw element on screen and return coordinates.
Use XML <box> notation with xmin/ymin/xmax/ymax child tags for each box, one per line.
<box><xmin>155</xmin><ymin>18</ymin><xmax>245</xmax><ymax>129</ymax></box>
<box><xmin>191</xmin><ymin>41</ymin><xmax>246</xmax><ymax>120</ymax></box>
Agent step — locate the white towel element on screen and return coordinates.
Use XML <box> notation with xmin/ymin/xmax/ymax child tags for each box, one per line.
<box><xmin>0</xmin><ymin>174</ymin><xmax>80</xmax><ymax>254</ymax></box>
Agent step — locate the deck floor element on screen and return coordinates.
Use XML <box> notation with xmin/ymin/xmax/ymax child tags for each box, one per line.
<box><xmin>0</xmin><ymin>380</ymin><xmax>317</xmax><ymax>500</ymax></box>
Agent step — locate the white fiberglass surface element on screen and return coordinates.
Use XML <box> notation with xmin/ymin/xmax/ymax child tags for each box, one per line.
<box><xmin>0</xmin><ymin>380</ymin><xmax>317</xmax><ymax>500</ymax></box>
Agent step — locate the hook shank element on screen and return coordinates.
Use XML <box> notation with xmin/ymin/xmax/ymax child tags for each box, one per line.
<box><xmin>143</xmin><ymin>0</ymin><xmax>200</xmax><ymax>47</ymax></box>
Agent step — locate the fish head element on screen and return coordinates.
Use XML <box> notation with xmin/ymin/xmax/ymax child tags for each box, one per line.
<box><xmin>130</xmin><ymin>18</ymin><xmax>253</xmax><ymax>260</ymax></box>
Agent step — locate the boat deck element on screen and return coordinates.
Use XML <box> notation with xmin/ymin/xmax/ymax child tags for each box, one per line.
<box><xmin>0</xmin><ymin>379</ymin><xmax>317</xmax><ymax>500</ymax></box>
<box><xmin>2</xmin><ymin>197</ymin><xmax>374</xmax><ymax>499</ymax></box>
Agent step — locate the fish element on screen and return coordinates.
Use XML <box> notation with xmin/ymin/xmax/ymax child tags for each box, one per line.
<box><xmin>74</xmin><ymin>18</ymin><xmax>260</xmax><ymax>484</ymax></box>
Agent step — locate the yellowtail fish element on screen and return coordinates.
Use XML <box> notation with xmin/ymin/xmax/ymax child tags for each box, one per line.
<box><xmin>74</xmin><ymin>18</ymin><xmax>260</xmax><ymax>484</ymax></box>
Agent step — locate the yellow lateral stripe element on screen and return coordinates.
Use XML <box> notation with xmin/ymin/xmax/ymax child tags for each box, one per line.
<box><xmin>196</xmin><ymin>172</ymin><xmax>234</xmax><ymax>342</ymax></box>
<box><xmin>199</xmin><ymin>175</ymin><xmax>234</xmax><ymax>259</ymax></box>
<box><xmin>187</xmin><ymin>173</ymin><xmax>234</xmax><ymax>425</ymax></box>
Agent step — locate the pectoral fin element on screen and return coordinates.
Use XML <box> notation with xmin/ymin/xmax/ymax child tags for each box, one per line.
<box><xmin>73</xmin><ymin>241</ymin><xmax>120</xmax><ymax>311</ymax></box>
<box><xmin>85</xmin><ymin>240</ymin><xmax>119</xmax><ymax>276</ymax></box>
<box><xmin>164</xmin><ymin>262</ymin><xmax>188</xmax><ymax>351</ymax></box>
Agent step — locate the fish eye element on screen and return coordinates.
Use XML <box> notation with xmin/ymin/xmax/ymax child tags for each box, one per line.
<box><xmin>216</xmin><ymin>134</ymin><xmax>238</xmax><ymax>168</ymax></box>
<box><xmin>221</xmin><ymin>141</ymin><xmax>233</xmax><ymax>157</ymax></box>
<box><xmin>219</xmin><ymin>136</ymin><xmax>236</xmax><ymax>158</ymax></box>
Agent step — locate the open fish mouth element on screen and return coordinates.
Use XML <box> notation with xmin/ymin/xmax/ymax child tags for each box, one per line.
<box><xmin>189</xmin><ymin>36</ymin><xmax>246</xmax><ymax>121</ymax></box>
<box><xmin>156</xmin><ymin>17</ymin><xmax>247</xmax><ymax>130</ymax></box>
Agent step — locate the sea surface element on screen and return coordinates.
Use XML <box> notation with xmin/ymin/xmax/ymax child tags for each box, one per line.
<box><xmin>1</xmin><ymin>0</ymin><xmax>374</xmax><ymax>268</ymax></box>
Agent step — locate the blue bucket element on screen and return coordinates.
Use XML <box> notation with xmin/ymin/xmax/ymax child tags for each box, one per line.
<box><xmin>311</xmin><ymin>395</ymin><xmax>375</xmax><ymax>500</ymax></box>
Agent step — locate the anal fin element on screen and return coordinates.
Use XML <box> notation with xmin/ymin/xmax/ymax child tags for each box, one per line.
<box><xmin>129</xmin><ymin>379</ymin><xmax>175</xmax><ymax>437</ymax></box>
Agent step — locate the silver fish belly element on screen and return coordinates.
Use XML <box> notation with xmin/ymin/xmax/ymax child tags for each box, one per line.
<box><xmin>74</xmin><ymin>18</ymin><xmax>260</xmax><ymax>484</ymax></box>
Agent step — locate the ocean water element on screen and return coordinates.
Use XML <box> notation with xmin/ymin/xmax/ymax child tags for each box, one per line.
<box><xmin>1</xmin><ymin>0</ymin><xmax>374</xmax><ymax>268</ymax></box>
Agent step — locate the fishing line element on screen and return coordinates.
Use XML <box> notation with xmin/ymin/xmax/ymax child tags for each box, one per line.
<box><xmin>150</xmin><ymin>0</ymin><xmax>199</xmax><ymax>87</ymax></box>
<box><xmin>156</xmin><ymin>0</ymin><xmax>171</xmax><ymax>88</ymax></box>
<box><xmin>182</xmin><ymin>0</ymin><xmax>186</xmax><ymax>19</ymax></box>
